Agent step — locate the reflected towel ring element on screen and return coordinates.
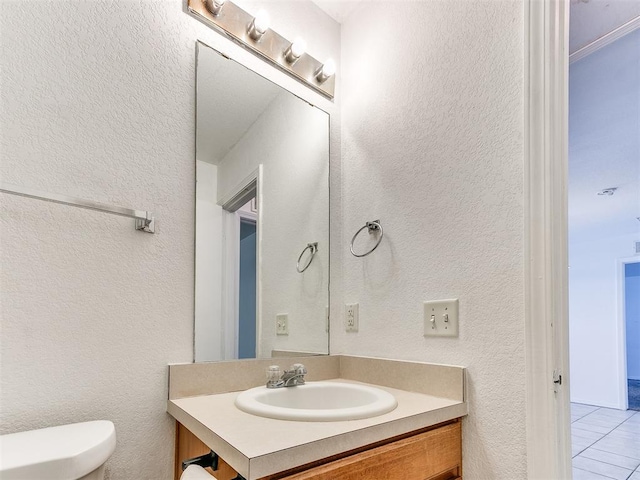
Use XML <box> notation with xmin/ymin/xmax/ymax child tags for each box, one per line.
<box><xmin>350</xmin><ymin>220</ymin><xmax>383</xmax><ymax>257</ymax></box>
<box><xmin>297</xmin><ymin>242</ymin><xmax>318</xmax><ymax>273</ymax></box>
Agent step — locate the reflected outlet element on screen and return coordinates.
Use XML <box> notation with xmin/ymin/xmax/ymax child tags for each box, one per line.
<box><xmin>345</xmin><ymin>303</ymin><xmax>359</xmax><ymax>332</ymax></box>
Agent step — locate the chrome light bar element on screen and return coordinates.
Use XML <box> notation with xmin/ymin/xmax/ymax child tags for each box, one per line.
<box><xmin>187</xmin><ymin>0</ymin><xmax>336</xmax><ymax>99</ymax></box>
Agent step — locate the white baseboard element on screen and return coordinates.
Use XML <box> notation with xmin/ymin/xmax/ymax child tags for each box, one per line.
<box><xmin>571</xmin><ymin>397</ymin><xmax>623</xmax><ymax>410</ymax></box>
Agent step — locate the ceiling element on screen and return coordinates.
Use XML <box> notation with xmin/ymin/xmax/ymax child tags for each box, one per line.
<box><xmin>570</xmin><ymin>0</ymin><xmax>640</xmax><ymax>54</ymax></box>
<box><xmin>311</xmin><ymin>0</ymin><xmax>362</xmax><ymax>24</ymax></box>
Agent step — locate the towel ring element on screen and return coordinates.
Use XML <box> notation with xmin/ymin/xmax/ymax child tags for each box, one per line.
<box><xmin>350</xmin><ymin>220</ymin><xmax>383</xmax><ymax>257</ymax></box>
<box><xmin>297</xmin><ymin>242</ymin><xmax>318</xmax><ymax>273</ymax></box>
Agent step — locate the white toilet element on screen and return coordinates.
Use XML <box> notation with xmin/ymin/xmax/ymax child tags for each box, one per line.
<box><xmin>0</xmin><ymin>420</ymin><xmax>116</xmax><ymax>480</ymax></box>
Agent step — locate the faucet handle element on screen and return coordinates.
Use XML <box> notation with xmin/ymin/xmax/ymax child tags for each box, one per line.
<box><xmin>266</xmin><ymin>365</ymin><xmax>281</xmax><ymax>383</ymax></box>
<box><xmin>289</xmin><ymin>363</ymin><xmax>307</xmax><ymax>375</ymax></box>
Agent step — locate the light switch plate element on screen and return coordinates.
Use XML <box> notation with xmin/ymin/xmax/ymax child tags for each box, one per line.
<box><xmin>423</xmin><ymin>299</ymin><xmax>459</xmax><ymax>337</ymax></box>
<box><xmin>276</xmin><ymin>314</ymin><xmax>289</xmax><ymax>335</ymax></box>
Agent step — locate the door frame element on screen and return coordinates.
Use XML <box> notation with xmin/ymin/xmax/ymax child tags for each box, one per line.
<box><xmin>525</xmin><ymin>0</ymin><xmax>572</xmax><ymax>478</ymax></box>
<box><xmin>617</xmin><ymin>256</ymin><xmax>640</xmax><ymax>409</ymax></box>
<box><xmin>221</xmin><ymin>165</ymin><xmax>263</xmax><ymax>360</ymax></box>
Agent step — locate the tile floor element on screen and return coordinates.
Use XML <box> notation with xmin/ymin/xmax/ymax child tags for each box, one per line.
<box><xmin>572</xmin><ymin>403</ymin><xmax>640</xmax><ymax>480</ymax></box>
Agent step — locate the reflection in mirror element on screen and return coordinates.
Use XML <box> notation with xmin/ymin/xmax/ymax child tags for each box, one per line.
<box><xmin>195</xmin><ymin>41</ymin><xmax>329</xmax><ymax>362</ymax></box>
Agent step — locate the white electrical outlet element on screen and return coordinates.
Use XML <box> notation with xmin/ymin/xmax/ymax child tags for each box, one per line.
<box><xmin>345</xmin><ymin>303</ymin><xmax>359</xmax><ymax>332</ymax></box>
<box><xmin>423</xmin><ymin>299</ymin><xmax>459</xmax><ymax>337</ymax></box>
<box><xmin>276</xmin><ymin>314</ymin><xmax>289</xmax><ymax>335</ymax></box>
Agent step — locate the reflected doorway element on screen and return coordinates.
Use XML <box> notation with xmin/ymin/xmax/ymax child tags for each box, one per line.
<box><xmin>238</xmin><ymin>200</ymin><xmax>257</xmax><ymax>359</ymax></box>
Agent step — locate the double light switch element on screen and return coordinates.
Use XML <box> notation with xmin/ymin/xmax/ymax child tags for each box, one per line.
<box><xmin>423</xmin><ymin>299</ymin><xmax>459</xmax><ymax>337</ymax></box>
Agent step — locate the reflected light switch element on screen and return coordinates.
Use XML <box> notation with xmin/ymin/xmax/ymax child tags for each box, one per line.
<box><xmin>276</xmin><ymin>314</ymin><xmax>289</xmax><ymax>335</ymax></box>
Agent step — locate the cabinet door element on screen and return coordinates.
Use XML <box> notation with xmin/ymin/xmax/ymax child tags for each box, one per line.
<box><xmin>271</xmin><ymin>422</ymin><xmax>462</xmax><ymax>480</ymax></box>
<box><xmin>175</xmin><ymin>422</ymin><xmax>239</xmax><ymax>480</ymax></box>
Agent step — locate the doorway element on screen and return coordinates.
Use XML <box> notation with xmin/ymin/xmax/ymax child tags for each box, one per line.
<box><xmin>524</xmin><ymin>2</ymin><xmax>640</xmax><ymax>477</ymax></box>
<box><xmin>220</xmin><ymin>168</ymin><xmax>261</xmax><ymax>360</ymax></box>
<box><xmin>625</xmin><ymin>260</ymin><xmax>640</xmax><ymax>411</ymax></box>
<box><xmin>238</xmin><ymin>201</ymin><xmax>257</xmax><ymax>359</ymax></box>
<box><xmin>567</xmin><ymin>20</ymin><xmax>640</xmax><ymax>409</ymax></box>
<box><xmin>565</xmin><ymin>5</ymin><xmax>640</xmax><ymax>478</ymax></box>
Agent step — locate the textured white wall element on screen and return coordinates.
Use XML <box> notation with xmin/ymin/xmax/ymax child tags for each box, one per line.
<box><xmin>0</xmin><ymin>1</ymin><xmax>339</xmax><ymax>479</ymax></box>
<box><xmin>569</xmin><ymin>233</ymin><xmax>639</xmax><ymax>407</ymax></box>
<box><xmin>217</xmin><ymin>92</ymin><xmax>330</xmax><ymax>357</ymax></box>
<box><xmin>335</xmin><ymin>2</ymin><xmax>526</xmax><ymax>478</ymax></box>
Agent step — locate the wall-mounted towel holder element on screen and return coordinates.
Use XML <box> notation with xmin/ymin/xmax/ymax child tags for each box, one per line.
<box><xmin>296</xmin><ymin>242</ymin><xmax>318</xmax><ymax>273</ymax></box>
<box><xmin>0</xmin><ymin>182</ymin><xmax>155</xmax><ymax>233</ymax></box>
<box><xmin>350</xmin><ymin>220</ymin><xmax>383</xmax><ymax>257</ymax></box>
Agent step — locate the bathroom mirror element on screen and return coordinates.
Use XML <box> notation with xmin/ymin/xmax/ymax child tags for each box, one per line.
<box><xmin>195</xmin><ymin>41</ymin><xmax>329</xmax><ymax>362</ymax></box>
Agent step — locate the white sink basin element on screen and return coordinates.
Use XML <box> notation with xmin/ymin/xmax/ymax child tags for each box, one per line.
<box><xmin>234</xmin><ymin>381</ymin><xmax>398</xmax><ymax>422</ymax></box>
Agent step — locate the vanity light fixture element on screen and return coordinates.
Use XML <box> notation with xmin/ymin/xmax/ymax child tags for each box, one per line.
<box><xmin>204</xmin><ymin>0</ymin><xmax>225</xmax><ymax>16</ymax></box>
<box><xmin>315</xmin><ymin>59</ymin><xmax>336</xmax><ymax>83</ymax></box>
<box><xmin>248</xmin><ymin>10</ymin><xmax>270</xmax><ymax>41</ymax></box>
<box><xmin>187</xmin><ymin>0</ymin><xmax>335</xmax><ymax>98</ymax></box>
<box><xmin>284</xmin><ymin>38</ymin><xmax>307</xmax><ymax>65</ymax></box>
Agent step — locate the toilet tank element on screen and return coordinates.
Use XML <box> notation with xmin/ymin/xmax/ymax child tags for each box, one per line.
<box><xmin>0</xmin><ymin>420</ymin><xmax>116</xmax><ymax>480</ymax></box>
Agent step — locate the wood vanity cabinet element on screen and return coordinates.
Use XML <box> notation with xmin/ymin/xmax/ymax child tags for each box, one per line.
<box><xmin>175</xmin><ymin>423</ymin><xmax>239</xmax><ymax>480</ymax></box>
<box><xmin>175</xmin><ymin>420</ymin><xmax>462</xmax><ymax>480</ymax></box>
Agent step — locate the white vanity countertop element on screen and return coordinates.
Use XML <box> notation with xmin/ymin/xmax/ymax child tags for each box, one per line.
<box><xmin>167</xmin><ymin>378</ymin><xmax>467</xmax><ymax>480</ymax></box>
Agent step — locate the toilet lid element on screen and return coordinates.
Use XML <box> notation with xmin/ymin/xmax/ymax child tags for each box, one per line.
<box><xmin>0</xmin><ymin>420</ymin><xmax>116</xmax><ymax>480</ymax></box>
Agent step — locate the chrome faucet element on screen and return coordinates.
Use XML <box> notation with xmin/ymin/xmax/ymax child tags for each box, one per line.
<box><xmin>266</xmin><ymin>363</ymin><xmax>307</xmax><ymax>388</ymax></box>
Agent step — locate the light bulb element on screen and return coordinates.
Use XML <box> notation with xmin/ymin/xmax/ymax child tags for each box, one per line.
<box><xmin>204</xmin><ymin>0</ymin><xmax>225</xmax><ymax>16</ymax></box>
<box><xmin>284</xmin><ymin>37</ymin><xmax>307</xmax><ymax>64</ymax></box>
<box><xmin>290</xmin><ymin>38</ymin><xmax>307</xmax><ymax>58</ymax></box>
<box><xmin>322</xmin><ymin>59</ymin><xmax>336</xmax><ymax>77</ymax></box>
<box><xmin>254</xmin><ymin>10</ymin><xmax>270</xmax><ymax>32</ymax></box>
<box><xmin>315</xmin><ymin>59</ymin><xmax>336</xmax><ymax>83</ymax></box>
<box><xmin>248</xmin><ymin>10</ymin><xmax>270</xmax><ymax>40</ymax></box>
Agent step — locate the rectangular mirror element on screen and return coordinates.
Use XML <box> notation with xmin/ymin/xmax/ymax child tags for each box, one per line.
<box><xmin>195</xmin><ymin>41</ymin><xmax>330</xmax><ymax>362</ymax></box>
